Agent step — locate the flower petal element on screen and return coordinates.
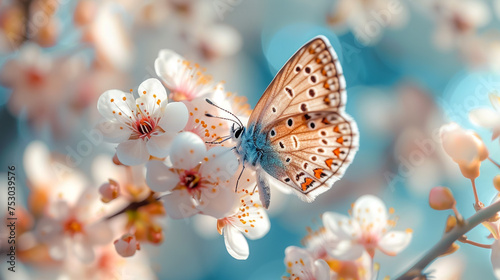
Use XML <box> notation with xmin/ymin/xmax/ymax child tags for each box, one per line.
<box><xmin>146</xmin><ymin>160</ymin><xmax>180</xmax><ymax>192</ymax></box>
<box><xmin>353</xmin><ymin>195</ymin><xmax>388</xmax><ymax>236</ymax></box>
<box><xmin>378</xmin><ymin>230</ymin><xmax>412</xmax><ymax>256</ymax></box>
<box><xmin>198</xmin><ymin>186</ymin><xmax>239</xmax><ymax>219</ymax></box>
<box><xmin>490</xmin><ymin>93</ymin><xmax>500</xmax><ymax>111</ymax></box>
<box><xmin>170</xmin><ymin>132</ymin><xmax>206</xmax><ymax>170</ymax></box>
<box><xmin>224</xmin><ymin>225</ymin><xmax>249</xmax><ymax>260</ymax></box>
<box><xmin>158</xmin><ymin>102</ymin><xmax>189</xmax><ymax>132</ymax></box>
<box><xmin>96</xmin><ymin>120</ymin><xmax>132</xmax><ymax>143</ymax></box>
<box><xmin>116</xmin><ymin>139</ymin><xmax>150</xmax><ymax>166</ymax></box>
<box><xmin>85</xmin><ymin>222</ymin><xmax>114</xmax><ymax>245</ymax></box>
<box><xmin>200</xmin><ymin>147</ymin><xmax>239</xmax><ymax>183</ymax></box>
<box><xmin>48</xmin><ymin>238</ymin><xmax>66</xmax><ymax>260</ymax></box>
<box><xmin>329</xmin><ymin>240</ymin><xmax>365</xmax><ymax>261</ymax></box>
<box><xmin>97</xmin><ymin>89</ymin><xmax>136</xmax><ymax>121</ymax></box>
<box><xmin>155</xmin><ymin>49</ymin><xmax>184</xmax><ymax>90</ymax></box>
<box><xmin>491</xmin><ymin>239</ymin><xmax>500</xmax><ymax>279</ymax></box>
<box><xmin>162</xmin><ymin>190</ymin><xmax>199</xmax><ymax>219</ymax></box>
<box><xmin>147</xmin><ymin>131</ymin><xmax>175</xmax><ymax>158</ymax></box>
<box><xmin>469</xmin><ymin>108</ymin><xmax>500</xmax><ymax>129</ymax></box>
<box><xmin>72</xmin><ymin>235</ymin><xmax>95</xmax><ymax>263</ymax></box>
<box><xmin>313</xmin><ymin>259</ymin><xmax>332</xmax><ymax>280</ymax></box>
<box><xmin>229</xmin><ymin>192</ymin><xmax>270</xmax><ymax>240</ymax></box>
<box><xmin>322</xmin><ymin>211</ymin><xmax>360</xmax><ymax>240</ymax></box>
<box><xmin>137</xmin><ymin>78</ymin><xmax>168</xmax><ymax>117</ymax></box>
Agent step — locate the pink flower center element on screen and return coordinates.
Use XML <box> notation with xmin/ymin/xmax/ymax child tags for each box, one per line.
<box><xmin>135</xmin><ymin>117</ymin><xmax>156</xmax><ymax>139</ymax></box>
<box><xmin>63</xmin><ymin>217</ymin><xmax>84</xmax><ymax>236</ymax></box>
<box><xmin>26</xmin><ymin>68</ymin><xmax>45</xmax><ymax>87</ymax></box>
<box><xmin>180</xmin><ymin>169</ymin><xmax>201</xmax><ymax>189</ymax></box>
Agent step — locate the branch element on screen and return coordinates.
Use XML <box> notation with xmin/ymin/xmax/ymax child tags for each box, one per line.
<box><xmin>104</xmin><ymin>192</ymin><xmax>167</xmax><ymax>221</ymax></box>
<box><xmin>395</xmin><ymin>200</ymin><xmax>500</xmax><ymax>280</ymax></box>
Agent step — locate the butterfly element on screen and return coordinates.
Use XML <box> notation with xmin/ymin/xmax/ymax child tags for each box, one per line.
<box><xmin>207</xmin><ymin>36</ymin><xmax>358</xmax><ymax>209</ymax></box>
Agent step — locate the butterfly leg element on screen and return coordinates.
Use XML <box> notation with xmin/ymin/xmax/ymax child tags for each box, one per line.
<box><xmin>256</xmin><ymin>170</ymin><xmax>271</xmax><ymax>209</ymax></box>
<box><xmin>235</xmin><ymin>164</ymin><xmax>245</xmax><ymax>192</ymax></box>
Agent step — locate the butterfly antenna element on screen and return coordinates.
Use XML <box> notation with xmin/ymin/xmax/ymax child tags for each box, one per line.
<box><xmin>234</xmin><ymin>164</ymin><xmax>245</xmax><ymax>192</ymax></box>
<box><xmin>205</xmin><ymin>113</ymin><xmax>241</xmax><ymax>128</ymax></box>
<box><xmin>205</xmin><ymin>99</ymin><xmax>244</xmax><ymax>127</ymax></box>
<box><xmin>205</xmin><ymin>136</ymin><xmax>231</xmax><ymax>145</ymax></box>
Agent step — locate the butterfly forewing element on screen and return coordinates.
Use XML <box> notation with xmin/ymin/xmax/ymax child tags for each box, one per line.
<box><xmin>249</xmin><ymin>36</ymin><xmax>346</xmax><ymax>129</ymax></box>
<box><xmin>247</xmin><ymin>36</ymin><xmax>358</xmax><ymax>202</ymax></box>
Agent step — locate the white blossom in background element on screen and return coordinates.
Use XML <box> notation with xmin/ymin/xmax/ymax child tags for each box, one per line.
<box><xmin>146</xmin><ymin>131</ymin><xmax>239</xmax><ymax>219</ymax></box>
<box><xmin>284</xmin><ymin>246</ymin><xmax>331</xmax><ymax>280</ymax></box>
<box><xmin>322</xmin><ymin>195</ymin><xmax>412</xmax><ymax>259</ymax></box>
<box><xmin>327</xmin><ymin>0</ymin><xmax>408</xmax><ymax>45</ymax></box>
<box><xmin>35</xmin><ymin>188</ymin><xmax>113</xmax><ymax>263</ymax></box>
<box><xmin>155</xmin><ymin>49</ymin><xmax>225</xmax><ymax>101</ymax></box>
<box><xmin>469</xmin><ymin>93</ymin><xmax>500</xmax><ymax>140</ymax></box>
<box><xmin>217</xmin><ymin>187</ymin><xmax>271</xmax><ymax>260</ymax></box>
<box><xmin>97</xmin><ymin>78</ymin><xmax>188</xmax><ymax>165</ymax></box>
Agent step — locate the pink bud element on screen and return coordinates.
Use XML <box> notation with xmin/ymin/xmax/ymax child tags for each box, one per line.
<box><xmin>114</xmin><ymin>233</ymin><xmax>140</xmax><ymax>257</ymax></box>
<box><xmin>429</xmin><ymin>186</ymin><xmax>456</xmax><ymax>210</ymax></box>
<box><xmin>99</xmin><ymin>179</ymin><xmax>120</xmax><ymax>203</ymax></box>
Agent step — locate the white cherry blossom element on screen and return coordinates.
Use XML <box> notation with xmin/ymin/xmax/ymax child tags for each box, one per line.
<box><xmin>469</xmin><ymin>93</ymin><xmax>500</xmax><ymax>140</ymax></box>
<box><xmin>146</xmin><ymin>131</ymin><xmax>238</xmax><ymax>219</ymax></box>
<box><xmin>322</xmin><ymin>195</ymin><xmax>412</xmax><ymax>260</ymax></box>
<box><xmin>97</xmin><ymin>78</ymin><xmax>188</xmax><ymax>165</ymax></box>
<box><xmin>284</xmin><ymin>246</ymin><xmax>331</xmax><ymax>280</ymax></box>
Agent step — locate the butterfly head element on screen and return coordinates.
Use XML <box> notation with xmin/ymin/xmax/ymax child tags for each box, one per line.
<box><xmin>231</xmin><ymin>123</ymin><xmax>245</xmax><ymax>142</ymax></box>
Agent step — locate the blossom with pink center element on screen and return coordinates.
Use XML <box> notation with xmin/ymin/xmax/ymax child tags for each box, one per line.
<box><xmin>217</xmin><ymin>188</ymin><xmax>271</xmax><ymax>260</ymax></box>
<box><xmin>154</xmin><ymin>49</ymin><xmax>224</xmax><ymax>102</ymax></box>
<box><xmin>35</xmin><ymin>188</ymin><xmax>114</xmax><ymax>263</ymax></box>
<box><xmin>146</xmin><ymin>131</ymin><xmax>238</xmax><ymax>219</ymax></box>
<box><xmin>322</xmin><ymin>195</ymin><xmax>412</xmax><ymax>260</ymax></box>
<box><xmin>97</xmin><ymin>78</ymin><xmax>188</xmax><ymax>165</ymax></box>
<box><xmin>1</xmin><ymin>43</ymin><xmax>84</xmax><ymax>128</ymax></box>
<box><xmin>284</xmin><ymin>246</ymin><xmax>331</xmax><ymax>280</ymax></box>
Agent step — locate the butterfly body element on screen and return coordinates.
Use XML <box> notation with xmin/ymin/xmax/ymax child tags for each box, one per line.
<box><xmin>230</xmin><ymin>36</ymin><xmax>359</xmax><ymax>209</ymax></box>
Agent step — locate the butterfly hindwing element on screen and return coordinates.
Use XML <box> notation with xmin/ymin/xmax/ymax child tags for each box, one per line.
<box><xmin>249</xmin><ymin>36</ymin><xmax>346</xmax><ymax>129</ymax></box>
<box><xmin>258</xmin><ymin>111</ymin><xmax>358</xmax><ymax>201</ymax></box>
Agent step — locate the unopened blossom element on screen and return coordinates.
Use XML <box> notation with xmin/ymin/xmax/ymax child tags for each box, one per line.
<box><xmin>99</xmin><ymin>179</ymin><xmax>120</xmax><ymax>203</ymax></box>
<box><xmin>469</xmin><ymin>93</ymin><xmax>500</xmax><ymax>140</ymax></box>
<box><xmin>217</xmin><ymin>188</ymin><xmax>271</xmax><ymax>260</ymax></box>
<box><xmin>155</xmin><ymin>49</ymin><xmax>224</xmax><ymax>101</ymax></box>
<box><xmin>146</xmin><ymin>131</ymin><xmax>238</xmax><ymax>219</ymax></box>
<box><xmin>114</xmin><ymin>233</ymin><xmax>140</xmax><ymax>257</ymax></box>
<box><xmin>323</xmin><ymin>195</ymin><xmax>412</xmax><ymax>260</ymax></box>
<box><xmin>284</xmin><ymin>246</ymin><xmax>331</xmax><ymax>280</ymax></box>
<box><xmin>35</xmin><ymin>188</ymin><xmax>113</xmax><ymax>263</ymax></box>
<box><xmin>429</xmin><ymin>186</ymin><xmax>456</xmax><ymax>210</ymax></box>
<box><xmin>97</xmin><ymin>78</ymin><xmax>188</xmax><ymax>165</ymax></box>
<box><xmin>440</xmin><ymin>123</ymin><xmax>488</xmax><ymax>164</ymax></box>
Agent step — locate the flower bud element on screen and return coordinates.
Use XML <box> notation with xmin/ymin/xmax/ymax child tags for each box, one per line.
<box><xmin>494</xmin><ymin>175</ymin><xmax>500</xmax><ymax>192</ymax></box>
<box><xmin>459</xmin><ymin>161</ymin><xmax>480</xmax><ymax>180</ymax></box>
<box><xmin>99</xmin><ymin>179</ymin><xmax>120</xmax><ymax>203</ymax></box>
<box><xmin>74</xmin><ymin>0</ymin><xmax>96</xmax><ymax>26</ymax></box>
<box><xmin>147</xmin><ymin>224</ymin><xmax>164</xmax><ymax>244</ymax></box>
<box><xmin>114</xmin><ymin>233</ymin><xmax>140</xmax><ymax>257</ymax></box>
<box><xmin>429</xmin><ymin>186</ymin><xmax>456</xmax><ymax>210</ymax></box>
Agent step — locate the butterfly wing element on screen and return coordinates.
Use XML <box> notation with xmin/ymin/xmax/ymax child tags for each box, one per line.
<box><xmin>259</xmin><ymin>111</ymin><xmax>358</xmax><ymax>201</ymax></box>
<box><xmin>248</xmin><ymin>36</ymin><xmax>358</xmax><ymax>202</ymax></box>
<box><xmin>248</xmin><ymin>35</ymin><xmax>346</xmax><ymax>130</ymax></box>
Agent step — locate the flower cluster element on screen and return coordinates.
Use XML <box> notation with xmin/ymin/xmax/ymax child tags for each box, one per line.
<box><xmin>283</xmin><ymin>195</ymin><xmax>412</xmax><ymax>280</ymax></box>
